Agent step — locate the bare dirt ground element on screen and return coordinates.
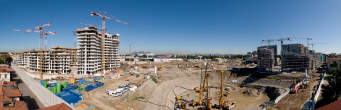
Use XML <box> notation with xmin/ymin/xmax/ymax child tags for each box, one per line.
<box><xmin>77</xmin><ymin>61</ymin><xmax>311</xmax><ymax>110</ymax></box>
<box><xmin>79</xmin><ymin>74</ymin><xmax>145</xmax><ymax>110</ymax></box>
<box><xmin>269</xmin><ymin>73</ymin><xmax>320</xmax><ymax>110</ymax></box>
<box><xmin>142</xmin><ymin>67</ymin><xmax>271</xmax><ymax>110</ymax></box>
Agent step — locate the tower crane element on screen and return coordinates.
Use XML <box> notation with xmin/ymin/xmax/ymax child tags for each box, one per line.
<box><xmin>309</xmin><ymin>42</ymin><xmax>327</xmax><ymax>51</ymax></box>
<box><xmin>44</xmin><ymin>31</ymin><xmax>56</xmax><ymax>50</ymax></box>
<box><xmin>276</xmin><ymin>37</ymin><xmax>291</xmax><ymax>45</ymax></box>
<box><xmin>80</xmin><ymin>22</ymin><xmax>97</xmax><ymax>28</ymax></box>
<box><xmin>14</xmin><ymin>22</ymin><xmax>52</xmax><ymax>80</ymax></box>
<box><xmin>305</xmin><ymin>38</ymin><xmax>312</xmax><ymax>47</ymax></box>
<box><xmin>72</xmin><ymin>31</ymin><xmax>78</xmax><ymax>65</ymax></box>
<box><xmin>90</xmin><ymin>11</ymin><xmax>130</xmax><ymax>73</ymax></box>
<box><xmin>261</xmin><ymin>37</ymin><xmax>291</xmax><ymax>46</ymax></box>
<box><xmin>261</xmin><ymin>39</ymin><xmax>275</xmax><ymax>46</ymax></box>
<box><xmin>291</xmin><ymin>37</ymin><xmax>312</xmax><ymax>47</ymax></box>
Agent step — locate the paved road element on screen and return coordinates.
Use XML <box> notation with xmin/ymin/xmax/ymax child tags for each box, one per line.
<box><xmin>12</xmin><ymin>69</ymin><xmax>42</xmax><ymax>109</ymax></box>
<box><xmin>12</xmin><ymin>64</ymin><xmax>74</xmax><ymax>109</ymax></box>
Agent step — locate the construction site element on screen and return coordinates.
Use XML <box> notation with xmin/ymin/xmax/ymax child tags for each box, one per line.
<box><xmin>6</xmin><ymin>9</ymin><xmax>328</xmax><ymax>110</ymax></box>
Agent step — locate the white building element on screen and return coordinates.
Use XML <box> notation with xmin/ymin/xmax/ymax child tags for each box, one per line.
<box><xmin>14</xmin><ymin>47</ymin><xmax>76</xmax><ymax>74</ymax></box>
<box><xmin>0</xmin><ymin>65</ymin><xmax>11</xmax><ymax>82</ymax></box>
<box><xmin>76</xmin><ymin>26</ymin><xmax>120</xmax><ymax>75</ymax></box>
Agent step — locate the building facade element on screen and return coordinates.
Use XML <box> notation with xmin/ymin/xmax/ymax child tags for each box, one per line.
<box><xmin>281</xmin><ymin>44</ymin><xmax>310</xmax><ymax>72</ymax></box>
<box><xmin>76</xmin><ymin>26</ymin><xmax>120</xmax><ymax>75</ymax></box>
<box><xmin>14</xmin><ymin>47</ymin><xmax>76</xmax><ymax>74</ymax></box>
<box><xmin>14</xmin><ymin>26</ymin><xmax>121</xmax><ymax>75</ymax></box>
<box><xmin>257</xmin><ymin>45</ymin><xmax>276</xmax><ymax>72</ymax></box>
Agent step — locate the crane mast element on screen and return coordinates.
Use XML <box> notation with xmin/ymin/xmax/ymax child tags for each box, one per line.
<box><xmin>14</xmin><ymin>22</ymin><xmax>52</xmax><ymax>80</ymax></box>
<box><xmin>90</xmin><ymin>11</ymin><xmax>130</xmax><ymax>74</ymax></box>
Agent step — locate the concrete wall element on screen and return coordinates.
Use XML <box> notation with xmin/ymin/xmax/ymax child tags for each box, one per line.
<box><xmin>12</xmin><ymin>64</ymin><xmax>75</xmax><ymax>109</ymax></box>
<box><xmin>274</xmin><ymin>89</ymin><xmax>290</xmax><ymax>104</ymax></box>
<box><xmin>314</xmin><ymin>73</ymin><xmax>325</xmax><ymax>102</ymax></box>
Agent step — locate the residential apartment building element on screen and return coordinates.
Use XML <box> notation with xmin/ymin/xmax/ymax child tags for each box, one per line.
<box><xmin>14</xmin><ymin>47</ymin><xmax>76</xmax><ymax>74</ymax></box>
<box><xmin>281</xmin><ymin>44</ymin><xmax>310</xmax><ymax>72</ymax></box>
<box><xmin>14</xmin><ymin>26</ymin><xmax>121</xmax><ymax>75</ymax></box>
<box><xmin>76</xmin><ymin>26</ymin><xmax>120</xmax><ymax>75</ymax></box>
<box><xmin>257</xmin><ymin>46</ymin><xmax>276</xmax><ymax>72</ymax></box>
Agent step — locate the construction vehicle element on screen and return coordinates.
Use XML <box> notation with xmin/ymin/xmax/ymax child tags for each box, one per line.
<box><xmin>301</xmin><ymin>79</ymin><xmax>308</xmax><ymax>89</ymax></box>
<box><xmin>290</xmin><ymin>79</ymin><xmax>298</xmax><ymax>94</ymax></box>
<box><xmin>194</xmin><ymin>87</ymin><xmax>200</xmax><ymax>92</ymax></box>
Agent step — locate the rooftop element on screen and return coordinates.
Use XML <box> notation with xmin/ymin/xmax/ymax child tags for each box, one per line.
<box><xmin>38</xmin><ymin>103</ymin><xmax>72</xmax><ymax>110</ymax></box>
<box><xmin>317</xmin><ymin>99</ymin><xmax>341</xmax><ymax>110</ymax></box>
<box><xmin>0</xmin><ymin>66</ymin><xmax>12</xmax><ymax>73</ymax></box>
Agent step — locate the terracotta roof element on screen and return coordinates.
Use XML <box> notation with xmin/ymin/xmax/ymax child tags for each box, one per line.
<box><xmin>3</xmin><ymin>81</ymin><xmax>17</xmax><ymax>87</ymax></box>
<box><xmin>0</xmin><ymin>81</ymin><xmax>28</xmax><ymax>110</ymax></box>
<box><xmin>0</xmin><ymin>95</ymin><xmax>12</xmax><ymax>102</ymax></box>
<box><xmin>0</xmin><ymin>101</ymin><xmax>29</xmax><ymax>110</ymax></box>
<box><xmin>317</xmin><ymin>99</ymin><xmax>341</xmax><ymax>110</ymax></box>
<box><xmin>0</xmin><ymin>66</ymin><xmax>12</xmax><ymax>72</ymax></box>
<box><xmin>4</xmin><ymin>89</ymin><xmax>21</xmax><ymax>97</ymax></box>
<box><xmin>38</xmin><ymin>103</ymin><xmax>72</xmax><ymax>110</ymax></box>
<box><xmin>13</xmin><ymin>101</ymin><xmax>29</xmax><ymax>110</ymax></box>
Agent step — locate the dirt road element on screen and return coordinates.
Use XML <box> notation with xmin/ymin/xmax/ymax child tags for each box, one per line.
<box><xmin>270</xmin><ymin>75</ymin><xmax>318</xmax><ymax>110</ymax></box>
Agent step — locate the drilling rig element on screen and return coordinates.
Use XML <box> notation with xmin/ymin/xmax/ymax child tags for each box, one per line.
<box><xmin>175</xmin><ymin>63</ymin><xmax>236</xmax><ymax>110</ymax></box>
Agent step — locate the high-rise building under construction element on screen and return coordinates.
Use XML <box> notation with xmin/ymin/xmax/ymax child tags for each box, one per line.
<box><xmin>76</xmin><ymin>26</ymin><xmax>120</xmax><ymax>75</ymax></box>
<box><xmin>257</xmin><ymin>45</ymin><xmax>276</xmax><ymax>72</ymax></box>
<box><xmin>13</xmin><ymin>26</ymin><xmax>121</xmax><ymax>75</ymax></box>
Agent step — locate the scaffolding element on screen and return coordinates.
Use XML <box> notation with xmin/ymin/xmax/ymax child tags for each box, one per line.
<box><xmin>257</xmin><ymin>45</ymin><xmax>276</xmax><ymax>72</ymax></box>
<box><xmin>281</xmin><ymin>44</ymin><xmax>310</xmax><ymax>73</ymax></box>
<box><xmin>76</xmin><ymin>26</ymin><xmax>120</xmax><ymax>75</ymax></box>
<box><xmin>14</xmin><ymin>47</ymin><xmax>76</xmax><ymax>74</ymax></box>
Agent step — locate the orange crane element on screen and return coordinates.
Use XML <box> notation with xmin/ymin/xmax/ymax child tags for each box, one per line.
<box><xmin>44</xmin><ymin>31</ymin><xmax>56</xmax><ymax>50</ymax></box>
<box><xmin>90</xmin><ymin>11</ymin><xmax>130</xmax><ymax>73</ymax></box>
<box><xmin>14</xmin><ymin>22</ymin><xmax>52</xmax><ymax>80</ymax></box>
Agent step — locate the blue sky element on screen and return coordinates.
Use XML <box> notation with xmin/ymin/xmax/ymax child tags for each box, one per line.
<box><xmin>1</xmin><ymin>0</ymin><xmax>341</xmax><ymax>54</ymax></box>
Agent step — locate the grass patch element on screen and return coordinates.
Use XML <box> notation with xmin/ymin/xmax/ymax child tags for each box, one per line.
<box><xmin>128</xmin><ymin>93</ymin><xmax>146</xmax><ymax>102</ymax></box>
<box><xmin>151</xmin><ymin>76</ymin><xmax>158</xmax><ymax>83</ymax></box>
<box><xmin>134</xmin><ymin>95</ymin><xmax>145</xmax><ymax>100</ymax></box>
<box><xmin>325</xmin><ymin>74</ymin><xmax>333</xmax><ymax>79</ymax></box>
<box><xmin>317</xmin><ymin>96</ymin><xmax>323</xmax><ymax>102</ymax></box>
<box><xmin>266</xmin><ymin>75</ymin><xmax>281</xmax><ymax>80</ymax></box>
